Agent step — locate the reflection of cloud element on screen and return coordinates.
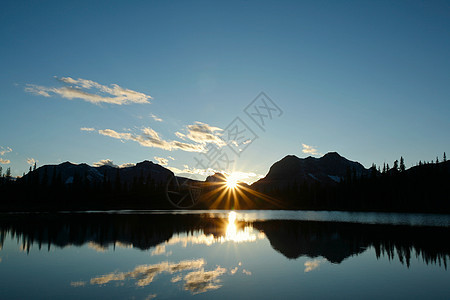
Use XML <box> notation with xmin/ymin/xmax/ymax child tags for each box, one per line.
<box><xmin>25</xmin><ymin>77</ymin><xmax>152</xmax><ymax>105</ymax></box>
<box><xmin>154</xmin><ymin>157</ymin><xmax>169</xmax><ymax>166</ymax></box>
<box><xmin>80</xmin><ymin>127</ymin><xmax>95</xmax><ymax>132</ymax></box>
<box><xmin>304</xmin><ymin>259</ymin><xmax>323</xmax><ymax>272</ymax></box>
<box><xmin>88</xmin><ymin>242</ymin><xmax>108</xmax><ymax>252</ymax></box>
<box><xmin>90</xmin><ymin>259</ymin><xmax>206</xmax><ymax>287</ymax></box>
<box><xmin>302</xmin><ymin>144</ymin><xmax>321</xmax><ymax>156</ymax></box>
<box><xmin>183</xmin><ymin>266</ymin><xmax>226</xmax><ymax>294</ymax></box>
<box><xmin>70</xmin><ymin>281</ymin><xmax>86</xmax><ymax>287</ymax></box>
<box><xmin>230</xmin><ymin>267</ymin><xmax>238</xmax><ymax>275</ymax></box>
<box><xmin>151</xmin><ymin>245</ymin><xmax>171</xmax><ymax>256</ymax></box>
<box><xmin>164</xmin><ymin>225</ymin><xmax>264</xmax><ymax>248</ymax></box>
<box><xmin>145</xmin><ymin>294</ymin><xmax>157</xmax><ymax>300</ymax></box>
<box><xmin>171</xmin><ymin>275</ymin><xmax>182</xmax><ymax>282</ymax></box>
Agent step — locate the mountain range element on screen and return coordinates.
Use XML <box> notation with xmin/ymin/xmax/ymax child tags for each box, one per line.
<box><xmin>25</xmin><ymin>151</ymin><xmax>368</xmax><ymax>189</ymax></box>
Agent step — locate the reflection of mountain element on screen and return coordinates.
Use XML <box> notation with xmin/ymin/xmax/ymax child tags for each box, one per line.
<box><xmin>0</xmin><ymin>213</ymin><xmax>448</xmax><ymax>268</ymax></box>
<box><xmin>254</xmin><ymin>220</ymin><xmax>450</xmax><ymax>267</ymax></box>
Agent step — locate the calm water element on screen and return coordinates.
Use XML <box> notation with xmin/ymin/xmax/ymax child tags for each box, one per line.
<box><xmin>0</xmin><ymin>210</ymin><xmax>449</xmax><ymax>299</ymax></box>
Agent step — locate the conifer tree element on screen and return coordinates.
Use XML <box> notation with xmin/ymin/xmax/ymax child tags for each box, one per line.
<box><xmin>400</xmin><ymin>157</ymin><xmax>405</xmax><ymax>172</ymax></box>
<box><xmin>444</xmin><ymin>152</ymin><xmax>447</xmax><ymax>162</ymax></box>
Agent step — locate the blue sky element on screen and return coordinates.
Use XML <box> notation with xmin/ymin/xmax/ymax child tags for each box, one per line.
<box><xmin>1</xmin><ymin>0</ymin><xmax>449</xmax><ymax>181</ymax></box>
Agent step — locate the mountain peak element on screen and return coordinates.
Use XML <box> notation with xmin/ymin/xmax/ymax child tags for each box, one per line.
<box><xmin>322</xmin><ymin>152</ymin><xmax>342</xmax><ymax>159</ymax></box>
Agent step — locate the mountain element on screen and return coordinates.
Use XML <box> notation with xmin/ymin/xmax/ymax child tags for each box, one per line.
<box><xmin>252</xmin><ymin>152</ymin><xmax>369</xmax><ymax>190</ymax></box>
<box><xmin>23</xmin><ymin>160</ymin><xmax>174</xmax><ymax>187</ymax></box>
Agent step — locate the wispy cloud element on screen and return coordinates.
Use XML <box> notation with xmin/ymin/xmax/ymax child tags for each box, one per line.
<box><xmin>302</xmin><ymin>143</ymin><xmax>321</xmax><ymax>156</ymax></box>
<box><xmin>154</xmin><ymin>157</ymin><xmax>169</xmax><ymax>166</ymax></box>
<box><xmin>150</xmin><ymin>113</ymin><xmax>163</xmax><ymax>122</ymax></box>
<box><xmin>97</xmin><ymin>127</ymin><xmax>204</xmax><ymax>152</ymax></box>
<box><xmin>0</xmin><ymin>147</ymin><xmax>12</xmax><ymax>156</ymax></box>
<box><xmin>93</xmin><ymin>159</ymin><xmax>118</xmax><ymax>168</ymax></box>
<box><xmin>25</xmin><ymin>77</ymin><xmax>152</xmax><ymax>105</ymax></box>
<box><xmin>0</xmin><ymin>158</ymin><xmax>10</xmax><ymax>164</ymax></box>
<box><xmin>26</xmin><ymin>158</ymin><xmax>38</xmax><ymax>165</ymax></box>
<box><xmin>0</xmin><ymin>147</ymin><xmax>12</xmax><ymax>164</ymax></box>
<box><xmin>80</xmin><ymin>127</ymin><xmax>95</xmax><ymax>132</ymax></box>
<box><xmin>92</xmin><ymin>159</ymin><xmax>135</xmax><ymax>168</ymax></box>
<box><xmin>177</xmin><ymin>122</ymin><xmax>225</xmax><ymax>147</ymax></box>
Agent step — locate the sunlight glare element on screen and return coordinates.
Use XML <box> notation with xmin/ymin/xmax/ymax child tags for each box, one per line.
<box><xmin>226</xmin><ymin>176</ymin><xmax>238</xmax><ymax>189</ymax></box>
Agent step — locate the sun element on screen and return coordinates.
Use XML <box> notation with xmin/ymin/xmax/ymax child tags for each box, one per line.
<box><xmin>226</xmin><ymin>176</ymin><xmax>238</xmax><ymax>189</ymax></box>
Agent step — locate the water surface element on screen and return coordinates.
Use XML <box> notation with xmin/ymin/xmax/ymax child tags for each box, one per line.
<box><xmin>0</xmin><ymin>210</ymin><xmax>449</xmax><ymax>299</ymax></box>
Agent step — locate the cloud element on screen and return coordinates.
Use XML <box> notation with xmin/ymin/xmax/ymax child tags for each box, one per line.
<box><xmin>302</xmin><ymin>143</ymin><xmax>321</xmax><ymax>156</ymax></box>
<box><xmin>154</xmin><ymin>157</ymin><xmax>169</xmax><ymax>166</ymax></box>
<box><xmin>93</xmin><ymin>159</ymin><xmax>118</xmax><ymax>168</ymax></box>
<box><xmin>304</xmin><ymin>259</ymin><xmax>323</xmax><ymax>272</ymax></box>
<box><xmin>242</xmin><ymin>269</ymin><xmax>252</xmax><ymax>275</ymax></box>
<box><xmin>0</xmin><ymin>158</ymin><xmax>10</xmax><ymax>164</ymax></box>
<box><xmin>120</xmin><ymin>163</ymin><xmax>136</xmax><ymax>168</ymax></box>
<box><xmin>168</xmin><ymin>156</ymin><xmax>175</xmax><ymax>161</ymax></box>
<box><xmin>150</xmin><ymin>114</ymin><xmax>163</xmax><ymax>122</ymax></box>
<box><xmin>98</xmin><ymin>127</ymin><xmax>204</xmax><ymax>152</ymax></box>
<box><xmin>92</xmin><ymin>159</ymin><xmax>135</xmax><ymax>168</ymax></box>
<box><xmin>25</xmin><ymin>77</ymin><xmax>152</xmax><ymax>105</ymax></box>
<box><xmin>26</xmin><ymin>158</ymin><xmax>38</xmax><ymax>165</ymax></box>
<box><xmin>80</xmin><ymin>127</ymin><xmax>95</xmax><ymax>132</ymax></box>
<box><xmin>178</xmin><ymin>122</ymin><xmax>225</xmax><ymax>147</ymax></box>
<box><xmin>183</xmin><ymin>266</ymin><xmax>227</xmax><ymax>294</ymax></box>
<box><xmin>0</xmin><ymin>147</ymin><xmax>12</xmax><ymax>156</ymax></box>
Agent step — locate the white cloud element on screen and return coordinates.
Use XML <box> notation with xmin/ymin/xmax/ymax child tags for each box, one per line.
<box><xmin>92</xmin><ymin>159</ymin><xmax>135</xmax><ymax>168</ymax></box>
<box><xmin>98</xmin><ymin>127</ymin><xmax>204</xmax><ymax>152</ymax></box>
<box><xmin>25</xmin><ymin>77</ymin><xmax>152</xmax><ymax>105</ymax></box>
<box><xmin>181</xmin><ymin>121</ymin><xmax>225</xmax><ymax>147</ymax></box>
<box><xmin>302</xmin><ymin>143</ymin><xmax>321</xmax><ymax>156</ymax></box>
<box><xmin>0</xmin><ymin>147</ymin><xmax>12</xmax><ymax>156</ymax></box>
<box><xmin>0</xmin><ymin>158</ymin><xmax>10</xmax><ymax>164</ymax></box>
<box><xmin>242</xmin><ymin>269</ymin><xmax>252</xmax><ymax>275</ymax></box>
<box><xmin>168</xmin><ymin>156</ymin><xmax>175</xmax><ymax>161</ymax></box>
<box><xmin>154</xmin><ymin>157</ymin><xmax>169</xmax><ymax>166</ymax></box>
<box><xmin>93</xmin><ymin>159</ymin><xmax>118</xmax><ymax>168</ymax></box>
<box><xmin>26</xmin><ymin>158</ymin><xmax>38</xmax><ymax>165</ymax></box>
<box><xmin>119</xmin><ymin>163</ymin><xmax>136</xmax><ymax>168</ymax></box>
<box><xmin>80</xmin><ymin>127</ymin><xmax>95</xmax><ymax>132</ymax></box>
<box><xmin>150</xmin><ymin>113</ymin><xmax>163</xmax><ymax>122</ymax></box>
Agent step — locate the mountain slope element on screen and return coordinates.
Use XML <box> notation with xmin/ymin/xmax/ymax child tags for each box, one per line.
<box><xmin>252</xmin><ymin>152</ymin><xmax>369</xmax><ymax>189</ymax></box>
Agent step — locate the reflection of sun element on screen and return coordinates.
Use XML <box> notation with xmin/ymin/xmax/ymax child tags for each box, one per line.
<box><xmin>224</xmin><ymin>211</ymin><xmax>258</xmax><ymax>243</ymax></box>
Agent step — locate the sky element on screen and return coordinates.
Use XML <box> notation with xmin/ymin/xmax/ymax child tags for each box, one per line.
<box><xmin>1</xmin><ymin>0</ymin><xmax>449</xmax><ymax>182</ymax></box>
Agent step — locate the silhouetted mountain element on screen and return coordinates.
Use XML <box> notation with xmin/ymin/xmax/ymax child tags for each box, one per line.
<box><xmin>22</xmin><ymin>159</ymin><xmax>173</xmax><ymax>187</ymax></box>
<box><xmin>252</xmin><ymin>152</ymin><xmax>368</xmax><ymax>190</ymax></box>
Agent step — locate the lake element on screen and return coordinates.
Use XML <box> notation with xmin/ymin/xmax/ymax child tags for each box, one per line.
<box><xmin>0</xmin><ymin>210</ymin><xmax>449</xmax><ymax>299</ymax></box>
